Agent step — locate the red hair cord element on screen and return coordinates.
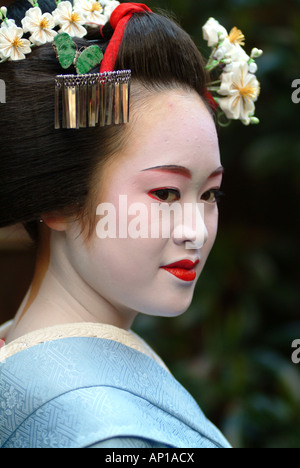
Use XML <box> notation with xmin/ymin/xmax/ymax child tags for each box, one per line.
<box><xmin>99</xmin><ymin>3</ymin><xmax>217</xmax><ymax>111</ymax></box>
<box><xmin>100</xmin><ymin>3</ymin><xmax>151</xmax><ymax>73</ymax></box>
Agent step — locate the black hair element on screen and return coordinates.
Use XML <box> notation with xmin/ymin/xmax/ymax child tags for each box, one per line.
<box><xmin>0</xmin><ymin>0</ymin><xmax>212</xmax><ymax>241</ymax></box>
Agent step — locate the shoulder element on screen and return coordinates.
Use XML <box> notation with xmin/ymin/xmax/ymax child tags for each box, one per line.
<box><xmin>7</xmin><ymin>384</ymin><xmax>224</xmax><ymax>448</ymax></box>
<box><xmin>0</xmin><ymin>336</ymin><xmax>231</xmax><ymax>448</ymax></box>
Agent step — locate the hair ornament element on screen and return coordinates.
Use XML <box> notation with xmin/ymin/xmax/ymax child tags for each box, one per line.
<box><xmin>0</xmin><ymin>3</ymin><xmax>263</xmax><ymax>128</ymax></box>
<box><xmin>99</xmin><ymin>3</ymin><xmax>151</xmax><ymax>72</ymax></box>
<box><xmin>0</xmin><ymin>1</ymin><xmax>121</xmax><ymax>61</ymax></box>
<box><xmin>54</xmin><ymin>70</ymin><xmax>131</xmax><ymax>129</ymax></box>
<box><xmin>53</xmin><ymin>32</ymin><xmax>103</xmax><ymax>74</ymax></box>
<box><xmin>203</xmin><ymin>17</ymin><xmax>263</xmax><ymax>126</ymax></box>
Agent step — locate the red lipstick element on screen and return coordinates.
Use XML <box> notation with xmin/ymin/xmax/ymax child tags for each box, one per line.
<box><xmin>161</xmin><ymin>259</ymin><xmax>200</xmax><ymax>282</ymax></box>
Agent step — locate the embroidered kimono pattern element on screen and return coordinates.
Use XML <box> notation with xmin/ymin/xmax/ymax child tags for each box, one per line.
<box><xmin>0</xmin><ymin>324</ymin><xmax>231</xmax><ymax>448</ymax></box>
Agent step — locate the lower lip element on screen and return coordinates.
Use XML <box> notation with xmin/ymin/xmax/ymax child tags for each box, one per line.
<box><xmin>161</xmin><ymin>267</ymin><xmax>197</xmax><ymax>282</ymax></box>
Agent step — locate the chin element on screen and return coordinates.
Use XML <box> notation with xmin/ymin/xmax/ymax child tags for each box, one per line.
<box><xmin>143</xmin><ymin>292</ymin><xmax>195</xmax><ymax>319</ymax></box>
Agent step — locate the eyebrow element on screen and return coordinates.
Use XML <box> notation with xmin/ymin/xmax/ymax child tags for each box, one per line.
<box><xmin>141</xmin><ymin>165</ymin><xmax>224</xmax><ymax>180</ymax></box>
<box><xmin>141</xmin><ymin>165</ymin><xmax>192</xmax><ymax>179</ymax></box>
<box><xmin>208</xmin><ymin>166</ymin><xmax>224</xmax><ymax>179</ymax></box>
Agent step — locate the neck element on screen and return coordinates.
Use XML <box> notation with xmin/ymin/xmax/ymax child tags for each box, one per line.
<box><xmin>7</xmin><ymin>227</ymin><xmax>136</xmax><ymax>343</ymax></box>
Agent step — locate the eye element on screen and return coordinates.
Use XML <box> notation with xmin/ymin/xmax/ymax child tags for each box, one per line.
<box><xmin>201</xmin><ymin>188</ymin><xmax>224</xmax><ymax>204</ymax></box>
<box><xmin>148</xmin><ymin>188</ymin><xmax>180</xmax><ymax>203</ymax></box>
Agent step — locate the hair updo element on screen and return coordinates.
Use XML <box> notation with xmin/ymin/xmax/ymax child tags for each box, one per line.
<box><xmin>0</xmin><ymin>0</ymin><xmax>212</xmax><ymax>241</ymax></box>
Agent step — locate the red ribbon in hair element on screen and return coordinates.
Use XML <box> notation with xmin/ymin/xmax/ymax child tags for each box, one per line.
<box><xmin>203</xmin><ymin>89</ymin><xmax>218</xmax><ymax>111</ymax></box>
<box><xmin>100</xmin><ymin>2</ymin><xmax>217</xmax><ymax>111</ymax></box>
<box><xmin>100</xmin><ymin>3</ymin><xmax>151</xmax><ymax>73</ymax></box>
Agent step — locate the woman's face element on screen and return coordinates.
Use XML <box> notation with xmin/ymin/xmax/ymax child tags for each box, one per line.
<box><xmin>65</xmin><ymin>88</ymin><xmax>223</xmax><ymax>325</ymax></box>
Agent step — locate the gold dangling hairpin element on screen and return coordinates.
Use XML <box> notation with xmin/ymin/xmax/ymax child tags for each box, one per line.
<box><xmin>53</xmin><ymin>33</ymin><xmax>131</xmax><ymax>130</ymax></box>
<box><xmin>54</xmin><ymin>71</ymin><xmax>131</xmax><ymax>129</ymax></box>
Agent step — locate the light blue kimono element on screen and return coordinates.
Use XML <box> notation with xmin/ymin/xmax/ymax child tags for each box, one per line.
<box><xmin>0</xmin><ymin>337</ymin><xmax>231</xmax><ymax>448</ymax></box>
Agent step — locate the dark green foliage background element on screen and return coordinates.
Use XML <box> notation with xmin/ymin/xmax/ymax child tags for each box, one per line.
<box><xmin>132</xmin><ymin>0</ymin><xmax>300</xmax><ymax>448</ymax></box>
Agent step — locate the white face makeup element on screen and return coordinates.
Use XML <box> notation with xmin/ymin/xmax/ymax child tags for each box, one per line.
<box><xmin>64</xmin><ymin>89</ymin><xmax>223</xmax><ymax>327</ymax></box>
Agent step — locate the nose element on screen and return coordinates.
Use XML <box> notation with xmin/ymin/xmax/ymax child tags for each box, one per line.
<box><xmin>173</xmin><ymin>202</ymin><xmax>208</xmax><ymax>250</ymax></box>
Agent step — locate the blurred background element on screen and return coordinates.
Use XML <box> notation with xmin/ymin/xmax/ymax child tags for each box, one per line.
<box><xmin>1</xmin><ymin>0</ymin><xmax>300</xmax><ymax>448</ymax></box>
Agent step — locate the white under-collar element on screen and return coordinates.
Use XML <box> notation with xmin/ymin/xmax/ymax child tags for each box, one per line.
<box><xmin>0</xmin><ymin>321</ymin><xmax>169</xmax><ymax>371</ymax></box>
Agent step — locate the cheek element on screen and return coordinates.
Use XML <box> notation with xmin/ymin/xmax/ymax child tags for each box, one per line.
<box><xmin>84</xmin><ymin>235</ymin><xmax>164</xmax><ymax>288</ymax></box>
<box><xmin>203</xmin><ymin>206</ymin><xmax>219</xmax><ymax>252</ymax></box>
<box><xmin>95</xmin><ymin>185</ymin><xmax>167</xmax><ymax>268</ymax></box>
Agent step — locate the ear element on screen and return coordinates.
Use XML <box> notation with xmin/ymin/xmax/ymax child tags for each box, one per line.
<box><xmin>42</xmin><ymin>213</ymin><xmax>70</xmax><ymax>232</ymax></box>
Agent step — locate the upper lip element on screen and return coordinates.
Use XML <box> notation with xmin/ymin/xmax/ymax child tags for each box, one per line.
<box><xmin>161</xmin><ymin>259</ymin><xmax>200</xmax><ymax>270</ymax></box>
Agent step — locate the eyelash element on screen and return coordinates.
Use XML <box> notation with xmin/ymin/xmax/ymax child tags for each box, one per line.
<box><xmin>148</xmin><ymin>188</ymin><xmax>224</xmax><ymax>204</ymax></box>
<box><xmin>148</xmin><ymin>187</ymin><xmax>180</xmax><ymax>203</ymax></box>
<box><xmin>201</xmin><ymin>188</ymin><xmax>224</xmax><ymax>204</ymax></box>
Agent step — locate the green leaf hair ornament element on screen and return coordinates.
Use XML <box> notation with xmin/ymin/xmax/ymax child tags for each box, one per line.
<box><xmin>53</xmin><ymin>32</ymin><xmax>131</xmax><ymax>130</ymax></box>
<box><xmin>53</xmin><ymin>33</ymin><xmax>103</xmax><ymax>75</ymax></box>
